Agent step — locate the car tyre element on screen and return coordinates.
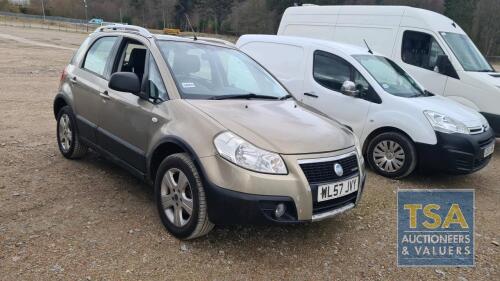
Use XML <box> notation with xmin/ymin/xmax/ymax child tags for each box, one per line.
<box><xmin>366</xmin><ymin>132</ymin><xmax>417</xmax><ymax>179</ymax></box>
<box><xmin>155</xmin><ymin>153</ymin><xmax>214</xmax><ymax>239</ymax></box>
<box><xmin>56</xmin><ymin>106</ymin><xmax>88</xmax><ymax>159</ymax></box>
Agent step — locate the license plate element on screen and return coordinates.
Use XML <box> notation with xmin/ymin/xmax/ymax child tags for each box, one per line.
<box><xmin>317</xmin><ymin>177</ymin><xmax>358</xmax><ymax>202</ymax></box>
<box><xmin>484</xmin><ymin>143</ymin><xmax>495</xmax><ymax>158</ymax></box>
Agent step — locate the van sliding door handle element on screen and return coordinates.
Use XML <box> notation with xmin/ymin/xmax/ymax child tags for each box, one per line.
<box><xmin>70</xmin><ymin>77</ymin><xmax>77</xmax><ymax>84</ymax></box>
<box><xmin>304</xmin><ymin>92</ymin><xmax>318</xmax><ymax>98</ymax></box>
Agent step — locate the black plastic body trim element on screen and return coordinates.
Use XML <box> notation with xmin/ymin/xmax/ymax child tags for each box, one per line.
<box><xmin>79</xmin><ymin>137</ymin><xmax>146</xmax><ymax>180</ymax></box>
<box><xmin>481</xmin><ymin>112</ymin><xmax>500</xmax><ymax>137</ymax></box>
<box><xmin>204</xmin><ymin>182</ymin><xmax>300</xmax><ymax>225</ymax></box>
<box><xmin>96</xmin><ymin>127</ymin><xmax>147</xmax><ymax>173</ymax></box>
<box><xmin>415</xmin><ymin>129</ymin><xmax>495</xmax><ymax>173</ymax></box>
<box><xmin>75</xmin><ymin>115</ymin><xmax>97</xmax><ymax>144</ymax></box>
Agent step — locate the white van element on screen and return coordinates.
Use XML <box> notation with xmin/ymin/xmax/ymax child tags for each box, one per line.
<box><xmin>277</xmin><ymin>5</ymin><xmax>500</xmax><ymax>137</ymax></box>
<box><xmin>237</xmin><ymin>35</ymin><xmax>495</xmax><ymax>178</ymax></box>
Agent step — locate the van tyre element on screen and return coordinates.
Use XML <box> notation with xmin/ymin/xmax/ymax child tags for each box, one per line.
<box><xmin>56</xmin><ymin>106</ymin><xmax>88</xmax><ymax>159</ymax></box>
<box><xmin>367</xmin><ymin>132</ymin><xmax>417</xmax><ymax>179</ymax></box>
<box><xmin>155</xmin><ymin>153</ymin><xmax>214</xmax><ymax>239</ymax></box>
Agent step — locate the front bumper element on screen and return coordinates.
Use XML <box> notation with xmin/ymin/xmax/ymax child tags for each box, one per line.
<box><xmin>416</xmin><ymin>128</ymin><xmax>495</xmax><ymax>174</ymax></box>
<box><xmin>481</xmin><ymin>112</ymin><xmax>500</xmax><ymax>137</ymax></box>
<box><xmin>200</xmin><ymin>148</ymin><xmax>366</xmax><ymax>225</ymax></box>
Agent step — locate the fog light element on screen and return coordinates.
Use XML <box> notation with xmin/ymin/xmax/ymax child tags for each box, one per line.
<box><xmin>275</xmin><ymin>203</ymin><xmax>286</xmax><ymax>218</ymax></box>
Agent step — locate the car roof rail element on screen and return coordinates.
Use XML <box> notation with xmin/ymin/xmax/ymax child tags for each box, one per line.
<box><xmin>195</xmin><ymin>37</ymin><xmax>235</xmax><ymax>47</ymax></box>
<box><xmin>94</xmin><ymin>24</ymin><xmax>153</xmax><ymax>38</ymax></box>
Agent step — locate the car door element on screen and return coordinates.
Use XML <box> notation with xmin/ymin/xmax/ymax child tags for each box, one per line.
<box><xmin>71</xmin><ymin>36</ymin><xmax>119</xmax><ymax>144</ymax></box>
<box><xmin>302</xmin><ymin>49</ymin><xmax>374</xmax><ymax>137</ymax></box>
<box><xmin>97</xmin><ymin>38</ymin><xmax>164</xmax><ymax>174</ymax></box>
<box><xmin>395</xmin><ymin>29</ymin><xmax>449</xmax><ymax>95</ymax></box>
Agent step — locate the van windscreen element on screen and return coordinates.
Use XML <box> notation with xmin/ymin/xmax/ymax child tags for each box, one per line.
<box><xmin>354</xmin><ymin>55</ymin><xmax>426</xmax><ymax>98</ymax></box>
<box><xmin>439</xmin><ymin>32</ymin><xmax>493</xmax><ymax>72</ymax></box>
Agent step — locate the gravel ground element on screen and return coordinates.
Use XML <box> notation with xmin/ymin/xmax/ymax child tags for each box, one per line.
<box><xmin>0</xmin><ymin>26</ymin><xmax>499</xmax><ymax>280</ymax></box>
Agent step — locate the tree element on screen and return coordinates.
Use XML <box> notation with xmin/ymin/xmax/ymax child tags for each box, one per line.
<box><xmin>444</xmin><ymin>0</ymin><xmax>476</xmax><ymax>35</ymax></box>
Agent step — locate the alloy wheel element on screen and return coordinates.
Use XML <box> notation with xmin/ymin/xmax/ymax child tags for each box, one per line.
<box><xmin>58</xmin><ymin>113</ymin><xmax>72</xmax><ymax>152</ymax></box>
<box><xmin>160</xmin><ymin>168</ymin><xmax>194</xmax><ymax>227</ymax></box>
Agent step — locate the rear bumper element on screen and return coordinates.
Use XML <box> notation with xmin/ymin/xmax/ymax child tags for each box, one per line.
<box><xmin>416</xmin><ymin>129</ymin><xmax>495</xmax><ymax>174</ymax></box>
<box><xmin>481</xmin><ymin>112</ymin><xmax>500</xmax><ymax>137</ymax></box>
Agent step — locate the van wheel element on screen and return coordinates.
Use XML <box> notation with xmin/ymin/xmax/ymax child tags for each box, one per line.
<box><xmin>155</xmin><ymin>153</ymin><xmax>214</xmax><ymax>240</ymax></box>
<box><xmin>366</xmin><ymin>132</ymin><xmax>417</xmax><ymax>179</ymax></box>
<box><xmin>56</xmin><ymin>106</ymin><xmax>88</xmax><ymax>159</ymax></box>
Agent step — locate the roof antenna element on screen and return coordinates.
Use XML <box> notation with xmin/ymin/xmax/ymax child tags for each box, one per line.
<box><xmin>184</xmin><ymin>13</ymin><xmax>197</xmax><ymax>41</ymax></box>
<box><xmin>363</xmin><ymin>39</ymin><xmax>373</xmax><ymax>54</ymax></box>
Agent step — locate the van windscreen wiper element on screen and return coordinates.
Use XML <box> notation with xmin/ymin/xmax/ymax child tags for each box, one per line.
<box><xmin>209</xmin><ymin>93</ymin><xmax>280</xmax><ymax>100</ymax></box>
<box><xmin>279</xmin><ymin>94</ymin><xmax>293</xmax><ymax>100</ymax></box>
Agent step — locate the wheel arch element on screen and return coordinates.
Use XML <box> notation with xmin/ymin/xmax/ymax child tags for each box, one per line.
<box><xmin>362</xmin><ymin>126</ymin><xmax>415</xmax><ymax>156</ymax></box>
<box><xmin>147</xmin><ymin>136</ymin><xmax>206</xmax><ymax>184</ymax></box>
<box><xmin>53</xmin><ymin>94</ymin><xmax>71</xmax><ymax>119</ymax></box>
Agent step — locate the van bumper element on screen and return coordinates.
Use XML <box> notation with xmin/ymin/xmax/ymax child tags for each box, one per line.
<box><xmin>416</xmin><ymin>129</ymin><xmax>495</xmax><ymax>174</ymax></box>
<box><xmin>481</xmin><ymin>112</ymin><xmax>500</xmax><ymax>137</ymax></box>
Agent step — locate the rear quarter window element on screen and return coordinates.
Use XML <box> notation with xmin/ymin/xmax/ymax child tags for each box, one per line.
<box><xmin>71</xmin><ymin>37</ymin><xmax>91</xmax><ymax>65</ymax></box>
<box><xmin>82</xmin><ymin>36</ymin><xmax>118</xmax><ymax>77</ymax></box>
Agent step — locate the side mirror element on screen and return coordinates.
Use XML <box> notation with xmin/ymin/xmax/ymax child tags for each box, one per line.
<box><xmin>434</xmin><ymin>55</ymin><xmax>459</xmax><ymax>79</ymax></box>
<box><xmin>109</xmin><ymin>72</ymin><xmax>148</xmax><ymax>99</ymax></box>
<box><xmin>340</xmin><ymin>81</ymin><xmax>360</xmax><ymax>98</ymax></box>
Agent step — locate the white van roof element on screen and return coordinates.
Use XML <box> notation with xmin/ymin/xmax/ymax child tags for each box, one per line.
<box><xmin>237</xmin><ymin>34</ymin><xmax>379</xmax><ymax>57</ymax></box>
<box><xmin>280</xmin><ymin>5</ymin><xmax>465</xmax><ymax>34</ymax></box>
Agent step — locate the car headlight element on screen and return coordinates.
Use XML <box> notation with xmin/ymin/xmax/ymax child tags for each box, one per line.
<box><xmin>214</xmin><ymin>131</ymin><xmax>287</xmax><ymax>174</ymax></box>
<box><xmin>424</xmin><ymin>110</ymin><xmax>469</xmax><ymax>134</ymax></box>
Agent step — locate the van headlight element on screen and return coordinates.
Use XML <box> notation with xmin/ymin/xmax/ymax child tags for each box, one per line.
<box><xmin>214</xmin><ymin>131</ymin><xmax>287</xmax><ymax>174</ymax></box>
<box><xmin>424</xmin><ymin>110</ymin><xmax>469</xmax><ymax>134</ymax></box>
<box><xmin>479</xmin><ymin>113</ymin><xmax>490</xmax><ymax>130</ymax></box>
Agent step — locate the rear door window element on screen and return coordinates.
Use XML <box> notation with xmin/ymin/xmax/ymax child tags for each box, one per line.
<box><xmin>82</xmin><ymin>36</ymin><xmax>118</xmax><ymax>77</ymax></box>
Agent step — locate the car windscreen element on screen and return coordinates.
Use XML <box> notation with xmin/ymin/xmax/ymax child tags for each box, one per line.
<box><xmin>353</xmin><ymin>55</ymin><xmax>426</xmax><ymax>98</ymax></box>
<box><xmin>157</xmin><ymin>41</ymin><xmax>289</xmax><ymax>100</ymax></box>
<box><xmin>439</xmin><ymin>32</ymin><xmax>493</xmax><ymax>72</ymax></box>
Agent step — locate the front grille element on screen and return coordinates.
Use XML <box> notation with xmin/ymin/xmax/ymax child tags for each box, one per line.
<box><xmin>299</xmin><ymin>152</ymin><xmax>360</xmax><ymax>215</ymax></box>
<box><xmin>299</xmin><ymin>154</ymin><xmax>358</xmax><ymax>184</ymax></box>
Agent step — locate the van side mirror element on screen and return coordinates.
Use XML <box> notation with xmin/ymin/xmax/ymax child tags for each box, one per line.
<box><xmin>434</xmin><ymin>55</ymin><xmax>459</xmax><ymax>79</ymax></box>
<box><xmin>109</xmin><ymin>72</ymin><xmax>149</xmax><ymax>99</ymax></box>
<box><xmin>340</xmin><ymin>81</ymin><xmax>360</xmax><ymax>98</ymax></box>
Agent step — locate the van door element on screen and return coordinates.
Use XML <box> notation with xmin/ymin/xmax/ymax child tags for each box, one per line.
<box><xmin>395</xmin><ymin>29</ymin><xmax>450</xmax><ymax>95</ymax></box>
<box><xmin>302</xmin><ymin>50</ymin><xmax>374</xmax><ymax>137</ymax></box>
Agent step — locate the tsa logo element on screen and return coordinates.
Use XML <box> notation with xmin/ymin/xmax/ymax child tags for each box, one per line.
<box><xmin>397</xmin><ymin>189</ymin><xmax>474</xmax><ymax>267</ymax></box>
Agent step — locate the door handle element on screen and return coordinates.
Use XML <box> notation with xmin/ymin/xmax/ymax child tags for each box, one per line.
<box><xmin>304</xmin><ymin>92</ymin><xmax>318</xmax><ymax>98</ymax></box>
<box><xmin>100</xmin><ymin>91</ymin><xmax>110</xmax><ymax>99</ymax></box>
<box><xmin>69</xmin><ymin>77</ymin><xmax>77</xmax><ymax>84</ymax></box>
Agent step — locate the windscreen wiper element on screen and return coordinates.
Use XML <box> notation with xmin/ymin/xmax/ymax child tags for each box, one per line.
<box><xmin>210</xmin><ymin>93</ymin><xmax>280</xmax><ymax>100</ymax></box>
<box><xmin>279</xmin><ymin>94</ymin><xmax>293</xmax><ymax>100</ymax></box>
